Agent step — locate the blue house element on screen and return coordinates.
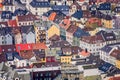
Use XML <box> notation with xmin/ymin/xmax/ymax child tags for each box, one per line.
<box><xmin>51</xmin><ymin>5</ymin><xmax>69</xmax><ymax>15</ymax></box>
<box><xmin>73</xmin><ymin>27</ymin><xmax>90</xmax><ymax>46</ymax></box>
<box><xmin>98</xmin><ymin>2</ymin><xmax>111</xmax><ymax>15</ymax></box>
<box><xmin>1</xmin><ymin>11</ymin><xmax>13</xmax><ymax>19</ymax></box>
<box><xmin>72</xmin><ymin>10</ymin><xmax>83</xmax><ymax>20</ymax></box>
<box><xmin>14</xmin><ymin>9</ymin><xmax>28</xmax><ymax>16</ymax></box>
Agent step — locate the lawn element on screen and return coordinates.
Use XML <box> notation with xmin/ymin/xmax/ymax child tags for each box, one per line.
<box><xmin>85</xmin><ymin>75</ymin><xmax>102</xmax><ymax>80</ymax></box>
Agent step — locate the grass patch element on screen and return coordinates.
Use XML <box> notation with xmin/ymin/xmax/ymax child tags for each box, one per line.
<box><xmin>85</xmin><ymin>75</ymin><xmax>101</xmax><ymax>80</ymax></box>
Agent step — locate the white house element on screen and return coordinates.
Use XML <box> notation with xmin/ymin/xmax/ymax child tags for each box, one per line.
<box><xmin>79</xmin><ymin>35</ymin><xmax>106</xmax><ymax>55</ymax></box>
<box><xmin>26</xmin><ymin>0</ymin><xmax>51</xmax><ymax>16</ymax></box>
<box><xmin>5</xmin><ymin>34</ymin><xmax>13</xmax><ymax>45</ymax></box>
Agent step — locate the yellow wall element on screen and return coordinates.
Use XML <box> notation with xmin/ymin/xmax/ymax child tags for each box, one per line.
<box><xmin>60</xmin><ymin>56</ymin><xmax>72</xmax><ymax>64</ymax></box>
<box><xmin>102</xmin><ymin>19</ymin><xmax>112</xmax><ymax>28</ymax></box>
<box><xmin>47</xmin><ymin>25</ymin><xmax>60</xmax><ymax>39</ymax></box>
<box><xmin>116</xmin><ymin>60</ymin><xmax>120</xmax><ymax>69</ymax></box>
<box><xmin>34</xmin><ymin>26</ymin><xmax>40</xmax><ymax>43</ymax></box>
<box><xmin>89</xmin><ymin>28</ymin><xmax>99</xmax><ymax>36</ymax></box>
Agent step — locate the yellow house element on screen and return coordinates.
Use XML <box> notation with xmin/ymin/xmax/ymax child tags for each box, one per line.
<box><xmin>115</xmin><ymin>60</ymin><xmax>120</xmax><ymax>69</ymax></box>
<box><xmin>89</xmin><ymin>28</ymin><xmax>99</xmax><ymax>36</ymax></box>
<box><xmin>47</xmin><ymin>25</ymin><xmax>60</xmax><ymax>39</ymax></box>
<box><xmin>60</xmin><ymin>55</ymin><xmax>72</xmax><ymax>64</ymax></box>
<box><xmin>102</xmin><ymin>19</ymin><xmax>113</xmax><ymax>28</ymax></box>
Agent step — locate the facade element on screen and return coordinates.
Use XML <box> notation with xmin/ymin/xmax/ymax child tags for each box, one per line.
<box><xmin>47</xmin><ymin>25</ymin><xmax>60</xmax><ymax>39</ymax></box>
<box><xmin>61</xmin><ymin>64</ymin><xmax>84</xmax><ymax>80</ymax></box>
<box><xmin>27</xmin><ymin>0</ymin><xmax>51</xmax><ymax>16</ymax></box>
<box><xmin>80</xmin><ymin>35</ymin><xmax>106</xmax><ymax>55</ymax></box>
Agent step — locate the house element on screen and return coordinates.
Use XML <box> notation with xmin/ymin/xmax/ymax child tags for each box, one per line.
<box><xmin>0</xmin><ymin>3</ymin><xmax>3</xmax><ymax>11</ymax></box>
<box><xmin>100</xmin><ymin>45</ymin><xmax>119</xmax><ymax>66</ymax></box>
<box><xmin>5</xmin><ymin>52</ymin><xmax>28</xmax><ymax>68</ymax></box>
<box><xmin>21</xmin><ymin>25</ymin><xmax>35</xmax><ymax>44</ymax></box>
<box><xmin>14</xmin><ymin>9</ymin><xmax>28</xmax><ymax>16</ymax></box>
<box><xmin>16</xmin><ymin>14</ymin><xmax>39</xmax><ymax>26</ymax></box>
<box><xmin>61</xmin><ymin>64</ymin><xmax>84</xmax><ymax>80</ymax></box>
<box><xmin>47</xmin><ymin>24</ymin><xmax>60</xmax><ymax>39</ymax></box>
<box><xmin>97</xmin><ymin>30</ymin><xmax>117</xmax><ymax>44</ymax></box>
<box><xmin>2</xmin><ymin>0</ymin><xmax>15</xmax><ymax>13</ymax></box>
<box><xmin>113</xmin><ymin>16</ymin><xmax>120</xmax><ymax>29</ymax></box>
<box><xmin>101</xmin><ymin>15</ymin><xmax>113</xmax><ymax>28</ymax></box>
<box><xmin>48</xmin><ymin>10</ymin><xmax>66</xmax><ymax>24</ymax></box>
<box><xmin>12</xmin><ymin>27</ymin><xmax>22</xmax><ymax>44</ymax></box>
<box><xmin>73</xmin><ymin>27</ymin><xmax>90</xmax><ymax>46</ymax></box>
<box><xmin>0</xmin><ymin>45</ymin><xmax>16</xmax><ymax>53</ymax></box>
<box><xmin>0</xmin><ymin>27</ymin><xmax>13</xmax><ymax>45</ymax></box>
<box><xmin>31</xmin><ymin>66</ymin><xmax>61</xmax><ymax>80</ymax></box>
<box><xmin>60</xmin><ymin>55</ymin><xmax>72</xmax><ymax>64</ymax></box>
<box><xmin>81</xmin><ymin>2</ymin><xmax>89</xmax><ymax>11</ymax></box>
<box><xmin>62</xmin><ymin>46</ymin><xmax>72</xmax><ymax>55</ymax></box>
<box><xmin>71</xmin><ymin>46</ymin><xmax>82</xmax><ymax>59</ymax></box>
<box><xmin>66</xmin><ymin>25</ymin><xmax>78</xmax><ymax>44</ymax></box>
<box><xmin>51</xmin><ymin>5</ymin><xmax>69</xmax><ymax>15</ymax></box>
<box><xmin>71</xmin><ymin>10</ymin><xmax>83</xmax><ymax>21</ymax></box>
<box><xmin>59</xmin><ymin>18</ymin><xmax>71</xmax><ymax>40</ymax></box>
<box><xmin>32</xmin><ymin>43</ymin><xmax>47</xmax><ymax>62</ymax></box>
<box><xmin>80</xmin><ymin>35</ymin><xmax>106</xmax><ymax>55</ymax></box>
<box><xmin>114</xmin><ymin>6</ymin><xmax>120</xmax><ymax>15</ymax></box>
<box><xmin>69</xmin><ymin>1</ymin><xmax>81</xmax><ymax>15</ymax></box>
<box><xmin>8</xmin><ymin>19</ymin><xmax>17</xmax><ymax>27</ymax></box>
<box><xmin>98</xmin><ymin>2</ymin><xmax>111</xmax><ymax>15</ymax></box>
<box><xmin>28</xmin><ymin>0</ymin><xmax>51</xmax><ymax>16</ymax></box>
<box><xmin>1</xmin><ymin>11</ymin><xmax>13</xmax><ymax>20</ymax></box>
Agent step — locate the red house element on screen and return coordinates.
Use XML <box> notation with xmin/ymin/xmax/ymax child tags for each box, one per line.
<box><xmin>15</xmin><ymin>44</ymin><xmax>32</xmax><ymax>52</ymax></box>
<box><xmin>8</xmin><ymin>19</ymin><xmax>17</xmax><ymax>27</ymax></box>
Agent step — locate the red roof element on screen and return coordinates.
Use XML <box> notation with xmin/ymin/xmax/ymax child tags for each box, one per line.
<box><xmin>32</xmin><ymin>43</ymin><xmax>47</xmax><ymax>50</ymax></box>
<box><xmin>79</xmin><ymin>50</ymin><xmax>90</xmax><ymax>57</ymax></box>
<box><xmin>16</xmin><ymin>44</ymin><xmax>32</xmax><ymax>52</ymax></box>
<box><xmin>59</xmin><ymin>19</ymin><xmax>71</xmax><ymax>30</ymax></box>
<box><xmin>8</xmin><ymin>20</ymin><xmax>17</xmax><ymax>27</ymax></box>
<box><xmin>109</xmin><ymin>76</ymin><xmax>120</xmax><ymax>80</ymax></box>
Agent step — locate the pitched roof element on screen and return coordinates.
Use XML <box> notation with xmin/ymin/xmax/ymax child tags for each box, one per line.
<box><xmin>109</xmin><ymin>76</ymin><xmax>120</xmax><ymax>80</ymax></box>
<box><xmin>79</xmin><ymin>50</ymin><xmax>90</xmax><ymax>57</ymax></box>
<box><xmin>110</xmin><ymin>49</ymin><xmax>120</xmax><ymax>60</ymax></box>
<box><xmin>72</xmin><ymin>10</ymin><xmax>83</xmax><ymax>19</ymax></box>
<box><xmin>59</xmin><ymin>18</ymin><xmax>71</xmax><ymax>30</ymax></box>
<box><xmin>71</xmin><ymin>46</ymin><xmax>82</xmax><ymax>54</ymax></box>
<box><xmin>30</xmin><ymin>0</ymin><xmax>50</xmax><ymax>7</ymax></box>
<box><xmin>49</xmin><ymin>34</ymin><xmax>61</xmax><ymax>41</ymax></box>
<box><xmin>67</xmin><ymin>25</ymin><xmax>78</xmax><ymax>34</ymax></box>
<box><xmin>73</xmin><ymin>27</ymin><xmax>90</xmax><ymax>38</ymax></box>
<box><xmin>17</xmin><ymin>14</ymin><xmax>38</xmax><ymax>22</ymax></box>
<box><xmin>101</xmin><ymin>46</ymin><xmax>113</xmax><ymax>53</ymax></box>
<box><xmin>20</xmin><ymin>25</ymin><xmax>35</xmax><ymax>34</ymax></box>
<box><xmin>32</xmin><ymin>43</ymin><xmax>47</xmax><ymax>50</ymax></box>
<box><xmin>20</xmin><ymin>50</ymin><xmax>34</xmax><ymax>59</ymax></box>
<box><xmin>81</xmin><ymin>35</ymin><xmax>105</xmax><ymax>44</ymax></box>
<box><xmin>101</xmin><ymin>31</ymin><xmax>116</xmax><ymax>41</ymax></box>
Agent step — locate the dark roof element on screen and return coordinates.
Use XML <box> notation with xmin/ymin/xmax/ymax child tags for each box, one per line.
<box><xmin>81</xmin><ymin>35</ymin><xmax>105</xmax><ymax>44</ymax></box>
<box><xmin>17</xmin><ymin>14</ymin><xmax>38</xmax><ymax>21</ymax></box>
<box><xmin>67</xmin><ymin>25</ymin><xmax>78</xmax><ymax>34</ymax></box>
<box><xmin>72</xmin><ymin>10</ymin><xmax>83</xmax><ymax>19</ymax></box>
<box><xmin>101</xmin><ymin>46</ymin><xmax>113</xmax><ymax>53</ymax></box>
<box><xmin>73</xmin><ymin>27</ymin><xmax>90</xmax><ymax>38</ymax></box>
<box><xmin>14</xmin><ymin>9</ymin><xmax>28</xmax><ymax>16</ymax></box>
<box><xmin>71</xmin><ymin>46</ymin><xmax>82</xmax><ymax>55</ymax></box>
<box><xmin>2</xmin><ymin>0</ymin><xmax>13</xmax><ymax>5</ymax></box>
<box><xmin>110</xmin><ymin>49</ymin><xmax>120</xmax><ymax>60</ymax></box>
<box><xmin>98</xmin><ymin>2</ymin><xmax>111</xmax><ymax>10</ymax></box>
<box><xmin>101</xmin><ymin>31</ymin><xmax>116</xmax><ymax>41</ymax></box>
<box><xmin>99</xmin><ymin>62</ymin><xmax>113</xmax><ymax>72</ymax></box>
<box><xmin>1</xmin><ymin>11</ymin><xmax>13</xmax><ymax>19</ymax></box>
<box><xmin>50</xmin><ymin>40</ymin><xmax>71</xmax><ymax>48</ymax></box>
<box><xmin>21</xmin><ymin>25</ymin><xmax>35</xmax><ymax>34</ymax></box>
<box><xmin>52</xmin><ymin>5</ymin><xmax>69</xmax><ymax>11</ymax></box>
<box><xmin>0</xmin><ymin>54</ymin><xmax>7</xmax><ymax>63</ymax></box>
<box><xmin>30</xmin><ymin>0</ymin><xmax>50</xmax><ymax>7</ymax></box>
<box><xmin>49</xmin><ymin>34</ymin><xmax>61</xmax><ymax>41</ymax></box>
